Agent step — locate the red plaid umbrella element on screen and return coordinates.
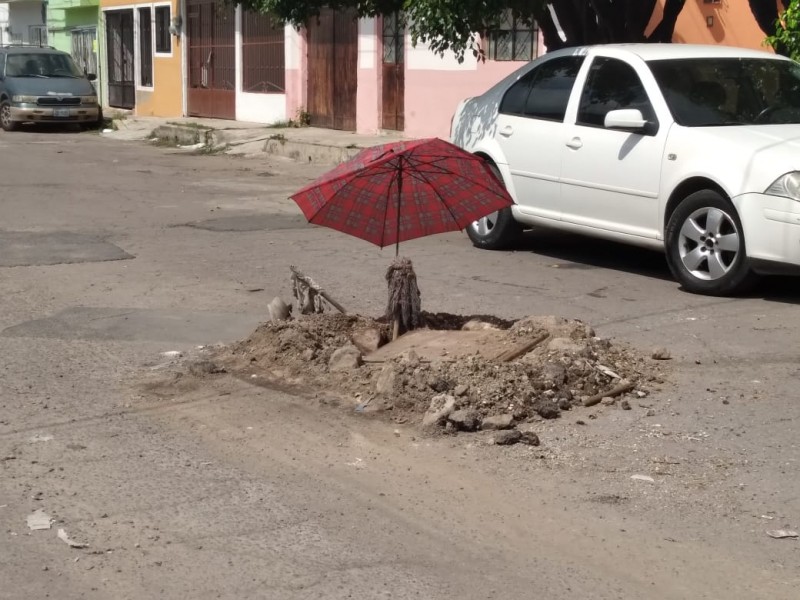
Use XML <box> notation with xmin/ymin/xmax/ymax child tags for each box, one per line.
<box><xmin>290</xmin><ymin>137</ymin><xmax>513</xmax><ymax>255</ymax></box>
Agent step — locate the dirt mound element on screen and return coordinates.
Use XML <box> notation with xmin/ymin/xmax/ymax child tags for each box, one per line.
<box><xmin>201</xmin><ymin>312</ymin><xmax>665</xmax><ymax>442</ymax></box>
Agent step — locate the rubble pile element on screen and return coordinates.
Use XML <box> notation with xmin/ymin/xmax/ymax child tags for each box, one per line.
<box><xmin>211</xmin><ymin>312</ymin><xmax>665</xmax><ymax>444</ymax></box>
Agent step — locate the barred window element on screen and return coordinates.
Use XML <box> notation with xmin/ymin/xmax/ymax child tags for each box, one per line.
<box><xmin>488</xmin><ymin>12</ymin><xmax>538</xmax><ymax>62</ymax></box>
<box><xmin>138</xmin><ymin>7</ymin><xmax>153</xmax><ymax>87</ymax></box>
<box><xmin>242</xmin><ymin>11</ymin><xmax>285</xmax><ymax>93</ymax></box>
<box><xmin>155</xmin><ymin>5</ymin><xmax>171</xmax><ymax>54</ymax></box>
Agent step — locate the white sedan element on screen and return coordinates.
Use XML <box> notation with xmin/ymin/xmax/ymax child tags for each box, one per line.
<box><xmin>450</xmin><ymin>44</ymin><xmax>800</xmax><ymax>295</ymax></box>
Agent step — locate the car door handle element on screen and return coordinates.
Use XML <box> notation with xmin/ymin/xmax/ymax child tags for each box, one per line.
<box><xmin>499</xmin><ymin>125</ymin><xmax>514</xmax><ymax>137</ymax></box>
<box><xmin>566</xmin><ymin>137</ymin><xmax>583</xmax><ymax>150</ymax></box>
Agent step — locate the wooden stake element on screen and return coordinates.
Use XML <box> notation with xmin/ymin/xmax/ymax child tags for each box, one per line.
<box><xmin>290</xmin><ymin>266</ymin><xmax>347</xmax><ymax>314</ymax></box>
<box><xmin>582</xmin><ymin>381</ymin><xmax>635</xmax><ymax>407</ymax></box>
<box><xmin>392</xmin><ymin>320</ymin><xmax>400</xmax><ymax>341</ymax></box>
<box><xmin>494</xmin><ymin>333</ymin><xmax>549</xmax><ymax>362</ymax></box>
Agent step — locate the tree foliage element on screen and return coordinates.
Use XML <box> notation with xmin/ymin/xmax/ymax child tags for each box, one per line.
<box><xmin>762</xmin><ymin>0</ymin><xmax>800</xmax><ymax>59</ymax></box>
<box><xmin>238</xmin><ymin>1</ymin><xmax>690</xmax><ymax>62</ymax></box>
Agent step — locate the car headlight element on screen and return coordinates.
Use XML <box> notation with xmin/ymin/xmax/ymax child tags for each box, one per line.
<box><xmin>765</xmin><ymin>172</ymin><xmax>800</xmax><ymax>201</ymax></box>
<box><xmin>11</xmin><ymin>95</ymin><xmax>37</xmax><ymax>103</ymax></box>
<box><xmin>81</xmin><ymin>96</ymin><xmax>98</xmax><ymax>104</ymax></box>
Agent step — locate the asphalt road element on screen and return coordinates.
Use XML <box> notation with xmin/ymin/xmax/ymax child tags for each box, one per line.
<box><xmin>1</xmin><ymin>130</ymin><xmax>798</xmax><ymax>599</ymax></box>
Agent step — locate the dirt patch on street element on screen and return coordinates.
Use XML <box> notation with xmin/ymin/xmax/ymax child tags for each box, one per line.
<box><xmin>146</xmin><ymin>312</ymin><xmax>668</xmax><ymax>444</ymax></box>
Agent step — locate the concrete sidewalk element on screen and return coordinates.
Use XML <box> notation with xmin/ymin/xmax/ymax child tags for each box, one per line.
<box><xmin>101</xmin><ymin>115</ymin><xmax>409</xmax><ymax>165</ymax></box>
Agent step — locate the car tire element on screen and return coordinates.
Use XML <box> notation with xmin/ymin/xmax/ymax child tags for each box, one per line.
<box><xmin>665</xmin><ymin>190</ymin><xmax>757</xmax><ymax>295</ymax></box>
<box><xmin>0</xmin><ymin>101</ymin><xmax>18</xmax><ymax>132</ymax></box>
<box><xmin>466</xmin><ymin>162</ymin><xmax>522</xmax><ymax>250</ymax></box>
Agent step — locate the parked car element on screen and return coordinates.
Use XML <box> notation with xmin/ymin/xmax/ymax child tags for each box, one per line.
<box><xmin>450</xmin><ymin>44</ymin><xmax>800</xmax><ymax>295</ymax></box>
<box><xmin>0</xmin><ymin>45</ymin><xmax>100</xmax><ymax>132</ymax></box>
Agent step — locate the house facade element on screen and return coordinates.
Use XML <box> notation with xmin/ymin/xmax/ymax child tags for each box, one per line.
<box><xmin>47</xmin><ymin>0</ymin><xmax>100</xmax><ymax>76</ymax></box>
<box><xmin>1</xmin><ymin>0</ymin><xmax>47</xmax><ymax>45</ymax></box>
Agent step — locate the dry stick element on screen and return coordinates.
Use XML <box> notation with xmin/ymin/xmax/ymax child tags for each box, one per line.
<box><xmin>392</xmin><ymin>320</ymin><xmax>400</xmax><ymax>341</ymax></box>
<box><xmin>289</xmin><ymin>266</ymin><xmax>347</xmax><ymax>314</ymax></box>
<box><xmin>582</xmin><ymin>381</ymin><xmax>636</xmax><ymax>407</ymax></box>
<box><xmin>495</xmin><ymin>333</ymin><xmax>550</xmax><ymax>362</ymax></box>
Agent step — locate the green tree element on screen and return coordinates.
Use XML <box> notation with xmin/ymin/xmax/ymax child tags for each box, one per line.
<box><xmin>765</xmin><ymin>0</ymin><xmax>800</xmax><ymax>59</ymax></box>
<box><xmin>237</xmin><ymin>1</ymin><xmax>688</xmax><ymax>62</ymax></box>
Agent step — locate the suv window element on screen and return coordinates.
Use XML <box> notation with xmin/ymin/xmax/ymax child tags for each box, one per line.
<box><xmin>577</xmin><ymin>57</ymin><xmax>656</xmax><ymax>128</ymax></box>
<box><xmin>500</xmin><ymin>56</ymin><xmax>585</xmax><ymax>122</ymax></box>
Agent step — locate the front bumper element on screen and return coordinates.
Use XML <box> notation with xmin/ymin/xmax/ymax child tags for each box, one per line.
<box><xmin>9</xmin><ymin>104</ymin><xmax>99</xmax><ymax>124</ymax></box>
<box><xmin>733</xmin><ymin>192</ymin><xmax>800</xmax><ymax>271</ymax></box>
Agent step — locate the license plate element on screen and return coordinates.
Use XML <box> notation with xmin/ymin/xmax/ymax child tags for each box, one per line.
<box><xmin>53</xmin><ymin>108</ymin><xmax>70</xmax><ymax>118</ymax></box>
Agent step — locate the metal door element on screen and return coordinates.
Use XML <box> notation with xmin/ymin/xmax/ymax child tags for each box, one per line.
<box><xmin>71</xmin><ymin>28</ymin><xmax>98</xmax><ymax>77</ymax></box>
<box><xmin>307</xmin><ymin>8</ymin><xmax>358</xmax><ymax>131</ymax></box>
<box><xmin>105</xmin><ymin>10</ymin><xmax>134</xmax><ymax>109</ymax></box>
<box><xmin>186</xmin><ymin>0</ymin><xmax>236</xmax><ymax>120</ymax></box>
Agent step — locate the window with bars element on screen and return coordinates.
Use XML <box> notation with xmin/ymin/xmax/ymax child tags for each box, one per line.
<box><xmin>487</xmin><ymin>12</ymin><xmax>538</xmax><ymax>62</ymax></box>
<box><xmin>241</xmin><ymin>11</ymin><xmax>285</xmax><ymax>93</ymax></box>
<box><xmin>138</xmin><ymin>7</ymin><xmax>153</xmax><ymax>87</ymax></box>
<box><xmin>382</xmin><ymin>12</ymin><xmax>403</xmax><ymax>64</ymax></box>
<box><xmin>155</xmin><ymin>5</ymin><xmax>171</xmax><ymax>53</ymax></box>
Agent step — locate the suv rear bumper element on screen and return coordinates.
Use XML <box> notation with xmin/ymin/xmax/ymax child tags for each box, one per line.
<box><xmin>9</xmin><ymin>104</ymin><xmax>100</xmax><ymax>123</ymax></box>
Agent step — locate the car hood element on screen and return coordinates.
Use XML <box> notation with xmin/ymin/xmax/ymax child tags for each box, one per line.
<box><xmin>5</xmin><ymin>76</ymin><xmax>95</xmax><ymax>96</ymax></box>
<box><xmin>672</xmin><ymin>124</ymin><xmax>800</xmax><ymax>193</ymax></box>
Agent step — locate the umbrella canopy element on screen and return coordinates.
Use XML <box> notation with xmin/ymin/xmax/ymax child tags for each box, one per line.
<box><xmin>290</xmin><ymin>138</ymin><xmax>514</xmax><ymax>254</ymax></box>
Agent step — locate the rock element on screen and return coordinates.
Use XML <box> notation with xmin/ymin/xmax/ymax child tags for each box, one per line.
<box><xmin>453</xmin><ymin>384</ymin><xmax>470</xmax><ymax>397</ymax></box>
<box><xmin>462</xmin><ymin>320</ymin><xmax>501</xmax><ymax>331</ymax></box>
<box><xmin>448</xmin><ymin>409</ymin><xmax>481</xmax><ymax>431</ymax></box>
<box><xmin>328</xmin><ymin>345</ymin><xmax>363</xmax><ymax>372</ymax></box>
<box><xmin>301</xmin><ymin>348</ymin><xmax>316</xmax><ymax>362</ymax></box>
<box><xmin>268</xmin><ymin>297</ymin><xmax>292</xmax><ymax>321</ymax></box>
<box><xmin>400</xmin><ymin>350</ymin><xmax>421</xmax><ymax>367</ymax></box>
<box><xmin>493</xmin><ymin>430</ymin><xmax>523</xmax><ymax>445</ymax></box>
<box><xmin>557</xmin><ymin>398</ymin><xmax>572</xmax><ymax>411</ymax></box>
<box><xmin>428</xmin><ymin>376</ymin><xmax>450</xmax><ymax>393</ymax></box>
<box><xmin>601</xmin><ymin>396</ymin><xmax>616</xmax><ymax>406</ymax></box>
<box><xmin>351</xmin><ymin>328</ymin><xmax>383</xmax><ymax>354</ymax></box>
<box><xmin>375</xmin><ymin>365</ymin><xmax>399</xmax><ymax>395</ymax></box>
<box><xmin>481</xmin><ymin>414</ymin><xmax>514</xmax><ymax>430</ymax></box>
<box><xmin>620</xmin><ymin>399</ymin><xmax>632</xmax><ymax>410</ymax></box>
<box><xmin>651</xmin><ymin>347</ymin><xmax>671</xmax><ymax>360</ymax></box>
<box><xmin>646</xmin><ymin>408</ymin><xmax>656</xmax><ymax>417</ymax></box>
<box><xmin>520</xmin><ymin>431</ymin><xmax>540</xmax><ymax>446</ymax></box>
<box><xmin>422</xmin><ymin>394</ymin><xmax>456</xmax><ymax>428</ymax></box>
<box><xmin>533</xmin><ymin>399</ymin><xmax>560</xmax><ymax>419</ymax></box>
<box><xmin>548</xmin><ymin>337</ymin><xmax>589</xmax><ymax>355</ymax></box>
<box><xmin>542</xmin><ymin>363</ymin><xmax>567</xmax><ymax>388</ymax></box>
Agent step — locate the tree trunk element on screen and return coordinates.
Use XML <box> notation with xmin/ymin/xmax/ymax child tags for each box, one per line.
<box><xmin>647</xmin><ymin>0</ymin><xmax>686</xmax><ymax>43</ymax></box>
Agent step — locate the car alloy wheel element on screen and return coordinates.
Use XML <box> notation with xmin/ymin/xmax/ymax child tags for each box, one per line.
<box><xmin>471</xmin><ymin>211</ymin><xmax>499</xmax><ymax>237</ymax></box>
<box><xmin>677</xmin><ymin>206</ymin><xmax>740</xmax><ymax>281</ymax></box>
<box><xmin>0</xmin><ymin>102</ymin><xmax>17</xmax><ymax>132</ymax></box>
<box><xmin>665</xmin><ymin>189</ymin><xmax>755</xmax><ymax>295</ymax></box>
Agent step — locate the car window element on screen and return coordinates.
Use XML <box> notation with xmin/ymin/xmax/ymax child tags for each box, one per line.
<box><xmin>499</xmin><ymin>56</ymin><xmax>585</xmax><ymax>122</ymax></box>
<box><xmin>5</xmin><ymin>53</ymin><xmax>84</xmax><ymax>78</ymax></box>
<box><xmin>577</xmin><ymin>57</ymin><xmax>656</xmax><ymax>128</ymax></box>
<box><xmin>649</xmin><ymin>57</ymin><xmax>800</xmax><ymax>126</ymax></box>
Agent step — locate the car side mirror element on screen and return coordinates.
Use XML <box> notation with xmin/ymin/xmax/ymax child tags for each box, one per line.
<box><xmin>604</xmin><ymin>109</ymin><xmax>658</xmax><ymax>135</ymax></box>
<box><xmin>86</xmin><ymin>73</ymin><xmax>97</xmax><ymax>82</ymax></box>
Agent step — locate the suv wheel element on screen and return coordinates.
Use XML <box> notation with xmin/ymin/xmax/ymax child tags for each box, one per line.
<box><xmin>0</xmin><ymin>101</ymin><xmax>18</xmax><ymax>132</ymax></box>
<box><xmin>466</xmin><ymin>162</ymin><xmax>522</xmax><ymax>250</ymax></box>
<box><xmin>665</xmin><ymin>190</ymin><xmax>757</xmax><ymax>295</ymax></box>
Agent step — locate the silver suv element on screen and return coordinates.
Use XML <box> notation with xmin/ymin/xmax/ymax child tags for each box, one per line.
<box><xmin>0</xmin><ymin>45</ymin><xmax>100</xmax><ymax>131</ymax></box>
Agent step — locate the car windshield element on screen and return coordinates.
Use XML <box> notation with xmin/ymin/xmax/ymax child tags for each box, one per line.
<box><xmin>5</xmin><ymin>53</ymin><xmax>84</xmax><ymax>78</ymax></box>
<box><xmin>648</xmin><ymin>57</ymin><xmax>800</xmax><ymax>126</ymax></box>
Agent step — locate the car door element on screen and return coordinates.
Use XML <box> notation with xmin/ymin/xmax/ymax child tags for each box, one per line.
<box><xmin>560</xmin><ymin>55</ymin><xmax>668</xmax><ymax>239</ymax></box>
<box><xmin>495</xmin><ymin>55</ymin><xmax>585</xmax><ymax>221</ymax></box>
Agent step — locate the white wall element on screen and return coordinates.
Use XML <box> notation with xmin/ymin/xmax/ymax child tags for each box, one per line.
<box><xmin>0</xmin><ymin>5</ymin><xmax>9</xmax><ymax>46</ymax></box>
<box><xmin>7</xmin><ymin>1</ymin><xmax>44</xmax><ymax>44</ymax></box>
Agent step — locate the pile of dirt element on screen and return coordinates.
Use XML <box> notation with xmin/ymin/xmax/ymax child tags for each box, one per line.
<box><xmin>200</xmin><ymin>312</ymin><xmax>666</xmax><ymax>442</ymax></box>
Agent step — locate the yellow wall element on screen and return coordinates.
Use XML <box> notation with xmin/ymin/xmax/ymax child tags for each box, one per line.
<box><xmin>101</xmin><ymin>0</ymin><xmax>183</xmax><ymax>117</ymax></box>
<box><xmin>648</xmin><ymin>0</ymin><xmax>777</xmax><ymax>51</ymax></box>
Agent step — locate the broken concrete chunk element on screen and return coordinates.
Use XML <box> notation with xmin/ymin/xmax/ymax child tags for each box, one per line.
<box><xmin>422</xmin><ymin>394</ymin><xmax>456</xmax><ymax>428</ymax></box>
<box><xmin>268</xmin><ymin>297</ymin><xmax>292</xmax><ymax>322</ymax></box>
<box><xmin>375</xmin><ymin>364</ymin><xmax>399</xmax><ymax>395</ymax></box>
<box><xmin>453</xmin><ymin>384</ymin><xmax>470</xmax><ymax>397</ymax></box>
<box><xmin>481</xmin><ymin>414</ymin><xmax>514</xmax><ymax>430</ymax></box>
<box><xmin>448</xmin><ymin>409</ymin><xmax>481</xmax><ymax>432</ymax></box>
<box><xmin>57</xmin><ymin>528</ymin><xmax>88</xmax><ymax>549</ymax></box>
<box><xmin>26</xmin><ymin>509</ymin><xmax>52</xmax><ymax>531</ymax></box>
<box><xmin>351</xmin><ymin>327</ymin><xmax>383</xmax><ymax>354</ymax></box>
<box><xmin>328</xmin><ymin>345</ymin><xmax>363</xmax><ymax>372</ymax></box>
<box><xmin>532</xmin><ymin>399</ymin><xmax>560</xmax><ymax>420</ymax></box>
